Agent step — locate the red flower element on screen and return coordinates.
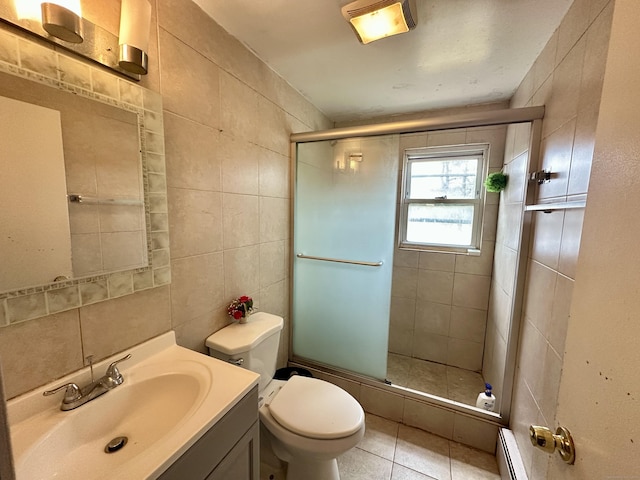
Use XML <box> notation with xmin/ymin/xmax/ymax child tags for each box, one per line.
<box><xmin>233</xmin><ymin>310</ymin><xmax>243</xmax><ymax>320</ymax></box>
<box><xmin>239</xmin><ymin>296</ymin><xmax>250</xmax><ymax>302</ymax></box>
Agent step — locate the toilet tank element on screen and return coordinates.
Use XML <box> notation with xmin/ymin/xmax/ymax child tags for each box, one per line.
<box><xmin>205</xmin><ymin>312</ymin><xmax>284</xmax><ymax>391</ymax></box>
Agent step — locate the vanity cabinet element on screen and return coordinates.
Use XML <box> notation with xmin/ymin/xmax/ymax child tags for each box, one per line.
<box><xmin>158</xmin><ymin>386</ymin><xmax>259</xmax><ymax>480</ymax></box>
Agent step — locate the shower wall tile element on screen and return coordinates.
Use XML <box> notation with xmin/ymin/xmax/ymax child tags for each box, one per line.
<box><xmin>454</xmin><ymin>242</ymin><xmax>494</xmax><ymax>276</ymax></box>
<box><xmin>447</xmin><ymin>338</ymin><xmax>483</xmax><ymax>371</ymax></box>
<box><xmin>391</xmin><ymin>267</ymin><xmax>418</xmax><ymax>299</ymax></box>
<box><xmin>223</xmin><ymin>246</ymin><xmax>261</xmax><ymax>299</ymax></box>
<box><xmin>452</xmin><ymin>274</ymin><xmax>490</xmax><ymax>310</ymax></box>
<box><xmin>220</xmin><ymin>134</ymin><xmax>260</xmax><ymax>196</ymax></box>
<box><xmin>417</xmin><ymin>270</ymin><xmax>454</xmax><ymax>305</ymax></box>
<box><xmin>418</xmin><ymin>252</ymin><xmax>455</xmax><ymax>272</ymax></box>
<box><xmin>414</xmin><ymin>301</ymin><xmax>450</xmax><ymax>336</ymax></box>
<box><xmin>449</xmin><ymin>306</ymin><xmax>487</xmax><ymax>344</ymax></box>
<box><xmin>394</xmin><ymin>249</ymin><xmax>419</xmax><ymax>268</ymax></box>
<box><xmin>412</xmin><ymin>332</ymin><xmax>448</xmax><ymax>364</ymax></box>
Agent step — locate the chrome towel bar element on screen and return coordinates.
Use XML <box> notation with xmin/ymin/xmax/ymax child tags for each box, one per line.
<box><xmin>296</xmin><ymin>253</ymin><xmax>383</xmax><ymax>267</ymax></box>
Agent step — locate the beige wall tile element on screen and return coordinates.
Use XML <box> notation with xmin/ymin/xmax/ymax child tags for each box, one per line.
<box><xmin>414</xmin><ymin>300</ymin><xmax>450</xmax><ymax>336</ymax></box>
<box><xmin>164</xmin><ymin>113</ymin><xmax>221</xmax><ymax>191</ymax></box>
<box><xmin>447</xmin><ymin>338</ymin><xmax>483</xmax><ymax>371</ymax></box>
<box><xmin>522</xmin><ymin>261</ymin><xmax>557</xmax><ymax>334</ymax></box>
<box><xmin>417</xmin><ymin>270</ymin><xmax>454</xmax><ymax>305</ymax></box>
<box><xmin>558</xmin><ymin>206</ymin><xmax>585</xmax><ymax>279</ymax></box>
<box><xmin>259</xmin><ymin>148</ymin><xmax>289</xmax><ymax>198</ymax></box>
<box><xmin>223</xmin><ymin>246</ymin><xmax>261</xmax><ymax>299</ymax></box>
<box><xmin>0</xmin><ymin>30</ymin><xmax>18</xmax><ymax>65</ymax></box>
<box><xmin>388</xmin><ymin>297</ymin><xmax>416</xmax><ymax>356</ymax></box>
<box><xmin>403</xmin><ymin>399</ymin><xmax>454</xmax><ymax>440</ymax></box>
<box><xmin>455</xmin><ymin>242</ymin><xmax>494</xmax><ymax>276</ymax></box>
<box><xmin>452</xmin><ymin>415</ymin><xmax>499</xmax><ymax>454</ymax></box>
<box><xmin>158</xmin><ymin>28</ymin><xmax>220</xmax><ymax>128</ymax></box>
<box><xmin>80</xmin><ymin>287</ymin><xmax>171</xmax><ymax>361</ymax></box>
<box><xmin>450</xmin><ymin>307</ymin><xmax>487</xmax><ymax>343</ymax></box>
<box><xmin>220</xmin><ymin>71</ymin><xmax>259</xmax><ymax>142</ymax></box>
<box><xmin>538</xmin><ymin>119</ymin><xmax>576</xmax><ymax>199</ymax></box>
<box><xmin>222</xmin><ymin>193</ymin><xmax>260</xmax><ymax>249</ymax></box>
<box><xmin>168</xmin><ymin>188</ymin><xmax>223</xmax><ymax>258</ymax></box>
<box><xmin>544</xmin><ymin>37</ymin><xmax>586</xmax><ymax>137</ymax></box>
<box><xmin>6</xmin><ymin>293</ymin><xmax>47</xmax><ymax>324</ymax></box>
<box><xmin>170</xmin><ymin>253</ymin><xmax>224</xmax><ymax>325</ymax></box>
<box><xmin>218</xmin><ymin>133</ymin><xmax>260</xmax><ymax>195</ymax></box>
<box><xmin>360</xmin><ymin>385</ymin><xmax>404</xmax><ymax>422</ymax></box>
<box><xmin>452</xmin><ymin>274</ymin><xmax>490</xmax><ymax>310</ymax></box>
<box><xmin>260</xmin><ymin>197</ymin><xmax>289</xmax><ymax>242</ymax></box>
<box><xmin>555</xmin><ymin>0</ymin><xmax>590</xmax><ymax>65</ymax></box>
<box><xmin>257</xmin><ymin>96</ymin><xmax>290</xmax><ymax>155</ymax></box>
<box><xmin>391</xmin><ymin>267</ymin><xmax>418</xmax><ymax>299</ymax></box>
<box><xmin>0</xmin><ymin>310</ymin><xmax>82</xmax><ymax>398</ymax></box>
<box><xmin>530</xmin><ymin>210</ymin><xmax>564</xmax><ymax>270</ymax></box>
<box><xmin>46</xmin><ymin>286</ymin><xmax>81</xmax><ymax>314</ymax></box>
<box><xmin>549</xmin><ymin>275</ymin><xmax>573</xmax><ymax>357</ymax></box>
<box><xmin>412</xmin><ymin>332</ymin><xmax>448</xmax><ymax>364</ymax></box>
<box><xmin>174</xmin><ymin>307</ymin><xmax>228</xmax><ymax>354</ymax></box>
<box><xmin>260</xmin><ymin>241</ymin><xmax>286</xmax><ymax>288</ymax></box>
<box><xmin>418</xmin><ymin>252</ymin><xmax>455</xmax><ymax>272</ymax></box>
<box><xmin>533</xmin><ymin>31</ymin><xmax>558</xmax><ymax>93</ymax></box>
<box><xmin>569</xmin><ymin>105</ymin><xmax>598</xmax><ymax>195</ymax></box>
<box><xmin>18</xmin><ymin>39</ymin><xmax>57</xmax><ymax>78</ymax></box>
<box><xmin>394</xmin><ymin>249</ymin><xmax>419</xmax><ymax>268</ymax></box>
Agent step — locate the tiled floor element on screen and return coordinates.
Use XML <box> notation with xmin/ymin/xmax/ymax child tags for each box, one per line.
<box><xmin>261</xmin><ymin>413</ymin><xmax>502</xmax><ymax>480</ymax></box>
<box><xmin>336</xmin><ymin>413</ymin><xmax>501</xmax><ymax>480</ymax></box>
<box><xmin>387</xmin><ymin>354</ymin><xmax>487</xmax><ymax>406</ymax></box>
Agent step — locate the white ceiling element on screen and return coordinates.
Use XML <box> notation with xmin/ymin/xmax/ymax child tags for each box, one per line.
<box><xmin>194</xmin><ymin>0</ymin><xmax>572</xmax><ymax>123</ymax></box>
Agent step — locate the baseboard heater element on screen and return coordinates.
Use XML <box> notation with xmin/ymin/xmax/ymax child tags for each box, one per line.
<box><xmin>497</xmin><ymin>428</ymin><xmax>529</xmax><ymax>480</ymax></box>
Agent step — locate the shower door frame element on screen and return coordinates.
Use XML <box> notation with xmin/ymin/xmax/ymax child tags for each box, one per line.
<box><xmin>289</xmin><ymin>108</ymin><xmax>543</xmax><ymax>425</ymax></box>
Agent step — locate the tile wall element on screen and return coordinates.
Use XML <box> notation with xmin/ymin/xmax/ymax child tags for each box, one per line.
<box><xmin>0</xmin><ymin>0</ymin><xmax>330</xmax><ymax>399</ymax></box>
<box><xmin>504</xmin><ymin>0</ymin><xmax>614</xmax><ymax>478</ymax></box>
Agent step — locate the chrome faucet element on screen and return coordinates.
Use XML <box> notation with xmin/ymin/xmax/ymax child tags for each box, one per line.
<box><xmin>43</xmin><ymin>353</ymin><xmax>131</xmax><ymax>411</ymax></box>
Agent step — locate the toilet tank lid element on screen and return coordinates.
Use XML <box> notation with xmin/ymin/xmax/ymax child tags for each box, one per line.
<box><xmin>205</xmin><ymin>312</ymin><xmax>283</xmax><ymax>355</ymax></box>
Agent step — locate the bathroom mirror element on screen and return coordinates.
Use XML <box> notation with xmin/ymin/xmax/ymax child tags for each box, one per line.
<box><xmin>0</xmin><ymin>28</ymin><xmax>169</xmax><ymax>325</ymax></box>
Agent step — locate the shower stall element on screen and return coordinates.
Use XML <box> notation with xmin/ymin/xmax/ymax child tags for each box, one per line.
<box><xmin>290</xmin><ymin>107</ymin><xmax>543</xmax><ymax>420</ymax></box>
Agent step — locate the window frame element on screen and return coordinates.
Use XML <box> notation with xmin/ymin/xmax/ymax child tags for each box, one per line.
<box><xmin>398</xmin><ymin>143</ymin><xmax>490</xmax><ymax>254</ymax></box>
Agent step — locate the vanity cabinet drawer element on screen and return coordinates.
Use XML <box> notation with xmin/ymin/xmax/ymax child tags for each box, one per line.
<box><xmin>159</xmin><ymin>386</ymin><xmax>259</xmax><ymax>480</ymax></box>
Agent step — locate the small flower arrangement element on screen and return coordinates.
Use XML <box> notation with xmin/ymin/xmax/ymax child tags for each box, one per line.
<box><xmin>227</xmin><ymin>295</ymin><xmax>253</xmax><ymax>321</ymax></box>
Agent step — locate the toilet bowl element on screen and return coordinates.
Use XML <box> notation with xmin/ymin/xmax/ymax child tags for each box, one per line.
<box><xmin>206</xmin><ymin>312</ymin><xmax>365</xmax><ymax>480</ymax></box>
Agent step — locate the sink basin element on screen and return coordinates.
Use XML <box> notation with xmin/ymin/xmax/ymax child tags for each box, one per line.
<box><xmin>8</xmin><ymin>332</ymin><xmax>260</xmax><ymax>480</ymax></box>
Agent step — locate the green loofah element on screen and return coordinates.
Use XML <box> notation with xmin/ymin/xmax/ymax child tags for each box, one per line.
<box><xmin>484</xmin><ymin>172</ymin><xmax>508</xmax><ymax>193</ymax></box>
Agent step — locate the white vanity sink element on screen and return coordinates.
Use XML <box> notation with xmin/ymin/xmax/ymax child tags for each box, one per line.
<box><xmin>7</xmin><ymin>332</ymin><xmax>260</xmax><ymax>480</ymax></box>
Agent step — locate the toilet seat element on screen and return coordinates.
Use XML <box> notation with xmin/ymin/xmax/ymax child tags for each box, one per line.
<box><xmin>267</xmin><ymin>376</ymin><xmax>364</xmax><ymax>440</ymax></box>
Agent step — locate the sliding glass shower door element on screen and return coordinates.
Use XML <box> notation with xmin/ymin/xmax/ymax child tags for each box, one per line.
<box><xmin>292</xmin><ymin>135</ymin><xmax>399</xmax><ymax>380</ymax></box>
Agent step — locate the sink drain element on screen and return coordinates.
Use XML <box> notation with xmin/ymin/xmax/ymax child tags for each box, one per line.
<box><xmin>105</xmin><ymin>436</ymin><xmax>128</xmax><ymax>453</ymax></box>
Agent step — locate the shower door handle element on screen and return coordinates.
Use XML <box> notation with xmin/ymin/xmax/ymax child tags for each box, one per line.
<box><xmin>296</xmin><ymin>253</ymin><xmax>383</xmax><ymax>267</ymax></box>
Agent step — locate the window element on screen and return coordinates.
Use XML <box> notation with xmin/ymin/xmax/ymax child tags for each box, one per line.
<box><xmin>399</xmin><ymin>144</ymin><xmax>489</xmax><ymax>254</ymax></box>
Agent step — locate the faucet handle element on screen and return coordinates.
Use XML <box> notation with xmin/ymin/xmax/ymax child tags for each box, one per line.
<box><xmin>43</xmin><ymin>383</ymin><xmax>81</xmax><ymax>403</ymax></box>
<box><xmin>105</xmin><ymin>353</ymin><xmax>132</xmax><ymax>385</ymax></box>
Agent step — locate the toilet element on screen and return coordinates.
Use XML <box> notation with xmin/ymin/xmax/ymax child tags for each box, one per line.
<box><xmin>205</xmin><ymin>312</ymin><xmax>365</xmax><ymax>480</ymax></box>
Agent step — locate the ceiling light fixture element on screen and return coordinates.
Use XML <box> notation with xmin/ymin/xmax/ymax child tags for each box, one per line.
<box><xmin>341</xmin><ymin>0</ymin><xmax>417</xmax><ymax>45</ymax></box>
<box><xmin>40</xmin><ymin>0</ymin><xmax>83</xmax><ymax>43</ymax></box>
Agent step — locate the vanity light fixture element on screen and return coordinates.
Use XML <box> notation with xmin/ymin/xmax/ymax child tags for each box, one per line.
<box><xmin>40</xmin><ymin>0</ymin><xmax>83</xmax><ymax>43</ymax></box>
<box><xmin>341</xmin><ymin>0</ymin><xmax>417</xmax><ymax>45</ymax></box>
<box><xmin>118</xmin><ymin>0</ymin><xmax>151</xmax><ymax>75</ymax></box>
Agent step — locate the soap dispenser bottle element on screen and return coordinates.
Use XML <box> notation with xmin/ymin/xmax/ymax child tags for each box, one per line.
<box><xmin>476</xmin><ymin>383</ymin><xmax>496</xmax><ymax>411</ymax></box>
